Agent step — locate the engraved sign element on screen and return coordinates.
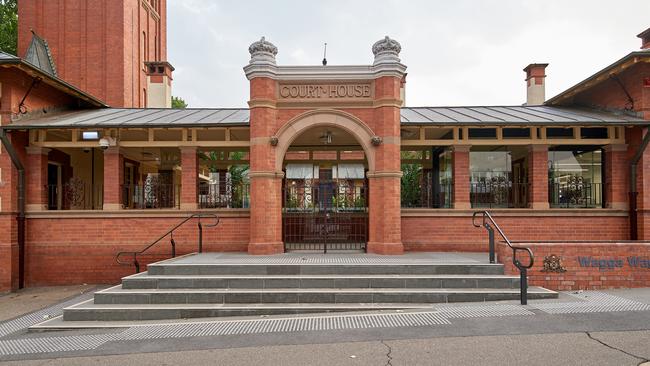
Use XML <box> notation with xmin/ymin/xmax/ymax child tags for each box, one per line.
<box><xmin>279</xmin><ymin>84</ymin><xmax>372</xmax><ymax>100</ymax></box>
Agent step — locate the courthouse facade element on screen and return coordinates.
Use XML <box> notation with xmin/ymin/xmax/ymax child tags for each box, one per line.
<box><xmin>1</xmin><ymin>1</ymin><xmax>650</xmax><ymax>292</ymax></box>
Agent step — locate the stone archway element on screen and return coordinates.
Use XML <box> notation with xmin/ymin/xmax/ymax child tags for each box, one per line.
<box><xmin>273</xmin><ymin>110</ymin><xmax>377</xmax><ymax>175</ymax></box>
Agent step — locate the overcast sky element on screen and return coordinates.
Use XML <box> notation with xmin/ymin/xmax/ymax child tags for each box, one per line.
<box><xmin>168</xmin><ymin>0</ymin><xmax>649</xmax><ymax>108</ymax></box>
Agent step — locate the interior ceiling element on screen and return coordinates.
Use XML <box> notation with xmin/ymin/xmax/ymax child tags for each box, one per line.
<box><xmin>290</xmin><ymin>126</ymin><xmax>360</xmax><ymax>147</ymax></box>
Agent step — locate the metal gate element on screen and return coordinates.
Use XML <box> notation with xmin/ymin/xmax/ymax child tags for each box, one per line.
<box><xmin>282</xmin><ymin>179</ymin><xmax>368</xmax><ymax>252</ymax></box>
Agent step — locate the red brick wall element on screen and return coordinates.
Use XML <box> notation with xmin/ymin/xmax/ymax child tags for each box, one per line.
<box><xmin>402</xmin><ymin>213</ymin><xmax>629</xmax><ymax>252</ymax></box>
<box><xmin>0</xmin><ymin>131</ymin><xmax>26</xmax><ymax>292</ymax></box>
<box><xmin>497</xmin><ymin>241</ymin><xmax>650</xmax><ymax>290</ymax></box>
<box><xmin>0</xmin><ymin>69</ymin><xmax>77</xmax><ymax>119</ymax></box>
<box><xmin>17</xmin><ymin>0</ymin><xmax>167</xmax><ymax>107</ymax></box>
<box><xmin>0</xmin><ymin>215</ymin><xmax>19</xmax><ymax>292</ymax></box>
<box><xmin>528</xmin><ymin>146</ymin><xmax>549</xmax><ymax>209</ymax></box>
<box><xmin>571</xmin><ymin>63</ymin><xmax>650</xmax><ymax>112</ymax></box>
<box><xmin>23</xmin><ymin>214</ymin><xmax>249</xmax><ymax>286</ymax></box>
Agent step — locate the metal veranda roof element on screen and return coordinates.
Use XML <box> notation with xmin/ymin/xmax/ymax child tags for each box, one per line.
<box><xmin>400</xmin><ymin>106</ymin><xmax>647</xmax><ymax>126</ymax></box>
<box><xmin>4</xmin><ymin>108</ymin><xmax>251</xmax><ymax>129</ymax></box>
<box><xmin>2</xmin><ymin>105</ymin><xmax>647</xmax><ymax>130</ymax></box>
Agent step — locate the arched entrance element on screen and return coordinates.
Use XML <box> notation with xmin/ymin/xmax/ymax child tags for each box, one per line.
<box><xmin>263</xmin><ymin>110</ymin><xmax>377</xmax><ymax>253</ymax></box>
<box><xmin>281</xmin><ymin>125</ymin><xmax>369</xmax><ymax>252</ymax></box>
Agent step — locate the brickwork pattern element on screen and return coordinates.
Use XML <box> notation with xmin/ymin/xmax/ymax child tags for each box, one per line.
<box><xmin>605</xmin><ymin>146</ymin><xmax>628</xmax><ymax>209</ymax></box>
<box><xmin>22</xmin><ymin>216</ymin><xmax>250</xmax><ymax>287</ymax></box>
<box><xmin>17</xmin><ymin>0</ymin><xmax>167</xmax><ymax>107</ymax></box>
<box><xmin>180</xmin><ymin>147</ymin><xmax>198</xmax><ymax>209</ymax></box>
<box><xmin>497</xmin><ymin>241</ymin><xmax>650</xmax><ymax>290</ymax></box>
<box><xmin>528</xmin><ymin>146</ymin><xmax>549</xmax><ymax>209</ymax></box>
<box><xmin>102</xmin><ymin>148</ymin><xmax>123</xmax><ymax>208</ymax></box>
<box><xmin>25</xmin><ymin>148</ymin><xmax>48</xmax><ymax>210</ymax></box>
<box><xmin>452</xmin><ymin>147</ymin><xmax>470</xmax><ymax>209</ymax></box>
<box><xmin>402</xmin><ymin>215</ymin><xmax>630</xmax><ymax>252</ymax></box>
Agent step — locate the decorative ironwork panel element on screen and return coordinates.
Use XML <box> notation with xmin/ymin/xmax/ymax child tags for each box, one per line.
<box><xmin>283</xmin><ymin>179</ymin><xmax>368</xmax><ymax>252</ymax></box>
<box><xmin>470</xmin><ymin>180</ymin><xmax>529</xmax><ymax>208</ymax></box>
<box><xmin>198</xmin><ymin>181</ymin><xmax>250</xmax><ymax>209</ymax></box>
<box><xmin>549</xmin><ymin>180</ymin><xmax>602</xmax><ymax>208</ymax></box>
<box><xmin>47</xmin><ymin>179</ymin><xmax>103</xmax><ymax>210</ymax></box>
<box><xmin>122</xmin><ymin>182</ymin><xmax>180</xmax><ymax>209</ymax></box>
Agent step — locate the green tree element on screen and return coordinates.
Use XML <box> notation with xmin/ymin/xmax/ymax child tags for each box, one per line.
<box><xmin>0</xmin><ymin>0</ymin><xmax>18</xmax><ymax>56</ymax></box>
<box><xmin>198</xmin><ymin>150</ymin><xmax>249</xmax><ymax>208</ymax></box>
<box><xmin>171</xmin><ymin>96</ymin><xmax>188</xmax><ymax>109</ymax></box>
<box><xmin>400</xmin><ymin>151</ymin><xmax>423</xmax><ymax>207</ymax></box>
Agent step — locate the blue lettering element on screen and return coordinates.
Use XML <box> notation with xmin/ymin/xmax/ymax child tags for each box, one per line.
<box><xmin>628</xmin><ymin>257</ymin><xmax>638</xmax><ymax>267</ymax></box>
<box><xmin>616</xmin><ymin>260</ymin><xmax>624</xmax><ymax>267</ymax></box>
<box><xmin>578</xmin><ymin>257</ymin><xmax>592</xmax><ymax>267</ymax></box>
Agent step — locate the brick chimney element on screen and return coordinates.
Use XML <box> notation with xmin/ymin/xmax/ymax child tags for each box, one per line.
<box><xmin>523</xmin><ymin>63</ymin><xmax>548</xmax><ymax>105</ymax></box>
<box><xmin>638</xmin><ymin>28</ymin><xmax>650</xmax><ymax>49</ymax></box>
<box><xmin>144</xmin><ymin>61</ymin><xmax>174</xmax><ymax>108</ymax></box>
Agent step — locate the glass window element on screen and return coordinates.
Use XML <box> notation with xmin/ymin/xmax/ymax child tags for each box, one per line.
<box><xmin>548</xmin><ymin>147</ymin><xmax>603</xmax><ymax>208</ymax></box>
<box><xmin>547</xmin><ymin>128</ymin><xmax>574</xmax><ymax>139</ymax></box>
<box><xmin>503</xmin><ymin>128</ymin><xmax>531</xmax><ymax>139</ymax></box>
<box><xmin>400</xmin><ymin>148</ymin><xmax>452</xmax><ymax>208</ymax></box>
<box><xmin>470</xmin><ymin>146</ymin><xmax>528</xmax><ymax>208</ymax></box>
<box><xmin>468</xmin><ymin>128</ymin><xmax>497</xmax><ymax>139</ymax></box>
<box><xmin>581</xmin><ymin>127</ymin><xmax>608</xmax><ymax>139</ymax></box>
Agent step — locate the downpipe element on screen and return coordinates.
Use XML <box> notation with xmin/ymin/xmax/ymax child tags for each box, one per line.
<box><xmin>0</xmin><ymin>128</ymin><xmax>26</xmax><ymax>289</ymax></box>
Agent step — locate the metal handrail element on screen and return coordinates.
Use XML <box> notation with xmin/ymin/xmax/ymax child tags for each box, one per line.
<box><xmin>472</xmin><ymin>210</ymin><xmax>534</xmax><ymax>305</ymax></box>
<box><xmin>116</xmin><ymin>213</ymin><xmax>219</xmax><ymax>273</ymax></box>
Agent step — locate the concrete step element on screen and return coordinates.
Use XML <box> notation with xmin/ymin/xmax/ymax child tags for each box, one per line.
<box><xmin>122</xmin><ymin>273</ymin><xmax>521</xmax><ymax>290</ymax></box>
<box><xmin>62</xmin><ymin>301</ymin><xmax>437</xmax><ymax>321</ymax></box>
<box><xmin>146</xmin><ymin>263</ymin><xmax>506</xmax><ymax>276</ymax></box>
<box><xmin>92</xmin><ymin>286</ymin><xmax>556</xmax><ymax>305</ymax></box>
<box><xmin>65</xmin><ymin>286</ymin><xmax>556</xmax><ymax>321</ymax></box>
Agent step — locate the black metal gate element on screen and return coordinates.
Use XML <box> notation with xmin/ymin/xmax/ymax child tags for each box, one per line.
<box><xmin>282</xmin><ymin>179</ymin><xmax>368</xmax><ymax>252</ymax></box>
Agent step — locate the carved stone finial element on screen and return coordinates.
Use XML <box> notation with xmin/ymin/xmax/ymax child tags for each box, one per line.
<box><xmin>372</xmin><ymin>36</ymin><xmax>401</xmax><ymax>56</ymax></box>
<box><xmin>248</xmin><ymin>36</ymin><xmax>278</xmax><ymax>65</ymax></box>
<box><xmin>372</xmin><ymin>36</ymin><xmax>401</xmax><ymax>65</ymax></box>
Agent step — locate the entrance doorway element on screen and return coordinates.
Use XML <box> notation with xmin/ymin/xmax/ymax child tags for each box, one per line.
<box><xmin>47</xmin><ymin>163</ymin><xmax>61</xmax><ymax>210</ymax></box>
<box><xmin>281</xmin><ymin>126</ymin><xmax>369</xmax><ymax>252</ymax></box>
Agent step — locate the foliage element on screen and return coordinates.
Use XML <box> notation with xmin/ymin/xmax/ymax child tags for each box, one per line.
<box><xmin>228</xmin><ymin>151</ymin><xmax>249</xmax><ymax>187</ymax></box>
<box><xmin>400</xmin><ymin>151</ymin><xmax>423</xmax><ymax>207</ymax></box>
<box><xmin>198</xmin><ymin>151</ymin><xmax>222</xmax><ymax>173</ymax></box>
<box><xmin>198</xmin><ymin>150</ymin><xmax>249</xmax><ymax>208</ymax></box>
<box><xmin>171</xmin><ymin>96</ymin><xmax>188</xmax><ymax>109</ymax></box>
<box><xmin>0</xmin><ymin>0</ymin><xmax>17</xmax><ymax>56</ymax></box>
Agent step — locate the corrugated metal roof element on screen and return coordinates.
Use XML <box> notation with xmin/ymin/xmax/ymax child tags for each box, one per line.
<box><xmin>401</xmin><ymin>106</ymin><xmax>647</xmax><ymax>125</ymax></box>
<box><xmin>4</xmin><ymin>105</ymin><xmax>647</xmax><ymax>130</ymax></box>
<box><xmin>4</xmin><ymin>108</ymin><xmax>251</xmax><ymax>129</ymax></box>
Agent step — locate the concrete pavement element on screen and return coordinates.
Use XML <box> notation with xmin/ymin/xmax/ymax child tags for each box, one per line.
<box><xmin>0</xmin><ymin>287</ymin><xmax>649</xmax><ymax>365</ymax></box>
<box><xmin>0</xmin><ymin>286</ymin><xmax>96</xmax><ymax>322</ymax></box>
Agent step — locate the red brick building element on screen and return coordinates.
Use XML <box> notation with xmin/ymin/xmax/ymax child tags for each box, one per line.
<box><xmin>17</xmin><ymin>0</ymin><xmax>172</xmax><ymax>108</ymax></box>
<box><xmin>1</xmin><ymin>2</ymin><xmax>649</xmax><ymax>293</ymax></box>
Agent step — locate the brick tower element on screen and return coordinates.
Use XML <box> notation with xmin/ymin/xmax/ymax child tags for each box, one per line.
<box><xmin>17</xmin><ymin>0</ymin><xmax>173</xmax><ymax>108</ymax></box>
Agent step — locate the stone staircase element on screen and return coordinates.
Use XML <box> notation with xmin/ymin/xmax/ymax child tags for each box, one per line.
<box><xmin>62</xmin><ymin>253</ymin><xmax>558</xmax><ymax>322</ymax></box>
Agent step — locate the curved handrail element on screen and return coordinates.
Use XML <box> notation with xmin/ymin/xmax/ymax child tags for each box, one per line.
<box><xmin>472</xmin><ymin>211</ymin><xmax>534</xmax><ymax>270</ymax></box>
<box><xmin>116</xmin><ymin>213</ymin><xmax>220</xmax><ymax>273</ymax></box>
<box><xmin>473</xmin><ymin>210</ymin><xmax>534</xmax><ymax>305</ymax></box>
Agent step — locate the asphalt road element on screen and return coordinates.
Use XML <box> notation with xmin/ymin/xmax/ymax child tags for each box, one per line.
<box><xmin>0</xmin><ymin>330</ymin><xmax>648</xmax><ymax>366</ymax></box>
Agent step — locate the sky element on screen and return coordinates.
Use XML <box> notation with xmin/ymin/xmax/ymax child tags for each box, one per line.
<box><xmin>167</xmin><ymin>0</ymin><xmax>649</xmax><ymax>108</ymax></box>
